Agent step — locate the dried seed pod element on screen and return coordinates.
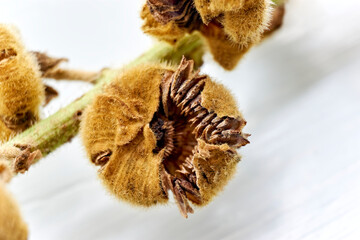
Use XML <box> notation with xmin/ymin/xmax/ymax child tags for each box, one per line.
<box><xmin>81</xmin><ymin>57</ymin><xmax>249</xmax><ymax>218</ymax></box>
<box><xmin>0</xmin><ymin>24</ymin><xmax>44</xmax><ymax>141</ymax></box>
<box><xmin>0</xmin><ymin>182</ymin><xmax>28</xmax><ymax>240</ymax></box>
<box><xmin>141</xmin><ymin>0</ymin><xmax>278</xmax><ymax>70</ymax></box>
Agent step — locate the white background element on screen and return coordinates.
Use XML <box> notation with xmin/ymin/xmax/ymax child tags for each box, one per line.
<box><xmin>1</xmin><ymin>0</ymin><xmax>360</xmax><ymax>239</ymax></box>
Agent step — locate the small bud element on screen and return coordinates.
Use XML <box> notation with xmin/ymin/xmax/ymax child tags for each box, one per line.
<box><xmin>81</xmin><ymin>57</ymin><xmax>249</xmax><ymax>218</ymax></box>
<box><xmin>0</xmin><ymin>182</ymin><xmax>28</xmax><ymax>240</ymax></box>
<box><xmin>0</xmin><ymin>24</ymin><xmax>44</xmax><ymax>141</ymax></box>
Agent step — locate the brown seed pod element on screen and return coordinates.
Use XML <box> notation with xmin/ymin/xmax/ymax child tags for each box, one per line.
<box><xmin>81</xmin><ymin>57</ymin><xmax>249</xmax><ymax>218</ymax></box>
<box><xmin>0</xmin><ymin>24</ymin><xmax>44</xmax><ymax>141</ymax></box>
<box><xmin>141</xmin><ymin>0</ymin><xmax>274</xmax><ymax>70</ymax></box>
<box><xmin>0</xmin><ymin>181</ymin><xmax>28</xmax><ymax>240</ymax></box>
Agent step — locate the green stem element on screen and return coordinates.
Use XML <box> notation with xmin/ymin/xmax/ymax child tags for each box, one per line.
<box><xmin>0</xmin><ymin>32</ymin><xmax>204</xmax><ymax>174</ymax></box>
<box><xmin>272</xmin><ymin>0</ymin><xmax>286</xmax><ymax>5</ymax></box>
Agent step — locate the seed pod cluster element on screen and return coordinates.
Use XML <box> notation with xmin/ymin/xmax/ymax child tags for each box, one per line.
<box><xmin>0</xmin><ymin>24</ymin><xmax>44</xmax><ymax>142</ymax></box>
<box><xmin>81</xmin><ymin>57</ymin><xmax>249</xmax><ymax>218</ymax></box>
<box><xmin>141</xmin><ymin>0</ymin><xmax>276</xmax><ymax>70</ymax></box>
<box><xmin>0</xmin><ymin>178</ymin><xmax>28</xmax><ymax>240</ymax></box>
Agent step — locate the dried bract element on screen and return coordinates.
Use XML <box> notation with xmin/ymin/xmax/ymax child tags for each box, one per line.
<box><xmin>81</xmin><ymin>57</ymin><xmax>249</xmax><ymax>218</ymax></box>
<box><xmin>0</xmin><ymin>25</ymin><xmax>44</xmax><ymax>141</ymax></box>
<box><xmin>32</xmin><ymin>51</ymin><xmax>68</xmax><ymax>76</ymax></box>
<box><xmin>142</xmin><ymin>0</ymin><xmax>276</xmax><ymax>70</ymax></box>
<box><xmin>33</xmin><ymin>51</ymin><xmax>100</xmax><ymax>83</ymax></box>
<box><xmin>0</xmin><ymin>182</ymin><xmax>28</xmax><ymax>240</ymax></box>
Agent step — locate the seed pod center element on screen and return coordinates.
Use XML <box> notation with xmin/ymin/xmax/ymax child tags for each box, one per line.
<box><xmin>150</xmin><ymin>57</ymin><xmax>249</xmax><ymax>218</ymax></box>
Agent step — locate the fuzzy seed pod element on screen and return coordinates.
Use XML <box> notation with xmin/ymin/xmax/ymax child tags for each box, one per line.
<box><xmin>141</xmin><ymin>0</ymin><xmax>274</xmax><ymax>70</ymax></box>
<box><xmin>81</xmin><ymin>57</ymin><xmax>249</xmax><ymax>218</ymax></box>
<box><xmin>0</xmin><ymin>181</ymin><xmax>28</xmax><ymax>240</ymax></box>
<box><xmin>0</xmin><ymin>24</ymin><xmax>44</xmax><ymax>141</ymax></box>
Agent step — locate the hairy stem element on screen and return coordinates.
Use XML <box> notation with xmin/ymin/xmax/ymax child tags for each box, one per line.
<box><xmin>0</xmin><ymin>32</ymin><xmax>204</xmax><ymax>175</ymax></box>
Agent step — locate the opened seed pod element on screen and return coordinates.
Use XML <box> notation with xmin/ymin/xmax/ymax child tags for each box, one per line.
<box><xmin>0</xmin><ymin>179</ymin><xmax>28</xmax><ymax>240</ymax></box>
<box><xmin>141</xmin><ymin>0</ymin><xmax>274</xmax><ymax>70</ymax></box>
<box><xmin>81</xmin><ymin>57</ymin><xmax>249</xmax><ymax>218</ymax></box>
<box><xmin>195</xmin><ymin>0</ymin><xmax>272</xmax><ymax>45</ymax></box>
<box><xmin>0</xmin><ymin>24</ymin><xmax>44</xmax><ymax>141</ymax></box>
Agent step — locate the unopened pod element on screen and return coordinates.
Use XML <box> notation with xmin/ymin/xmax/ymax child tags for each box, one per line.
<box><xmin>0</xmin><ymin>25</ymin><xmax>44</xmax><ymax>141</ymax></box>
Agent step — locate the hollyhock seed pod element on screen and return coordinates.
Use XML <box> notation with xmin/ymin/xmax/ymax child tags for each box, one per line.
<box><xmin>195</xmin><ymin>0</ymin><xmax>272</xmax><ymax>45</ymax></box>
<box><xmin>141</xmin><ymin>0</ymin><xmax>274</xmax><ymax>70</ymax></box>
<box><xmin>81</xmin><ymin>57</ymin><xmax>249</xmax><ymax>218</ymax></box>
<box><xmin>0</xmin><ymin>181</ymin><xmax>28</xmax><ymax>240</ymax></box>
<box><xmin>0</xmin><ymin>25</ymin><xmax>44</xmax><ymax>141</ymax></box>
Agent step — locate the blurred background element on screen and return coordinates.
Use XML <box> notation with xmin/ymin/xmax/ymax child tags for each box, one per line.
<box><xmin>1</xmin><ymin>0</ymin><xmax>360</xmax><ymax>239</ymax></box>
